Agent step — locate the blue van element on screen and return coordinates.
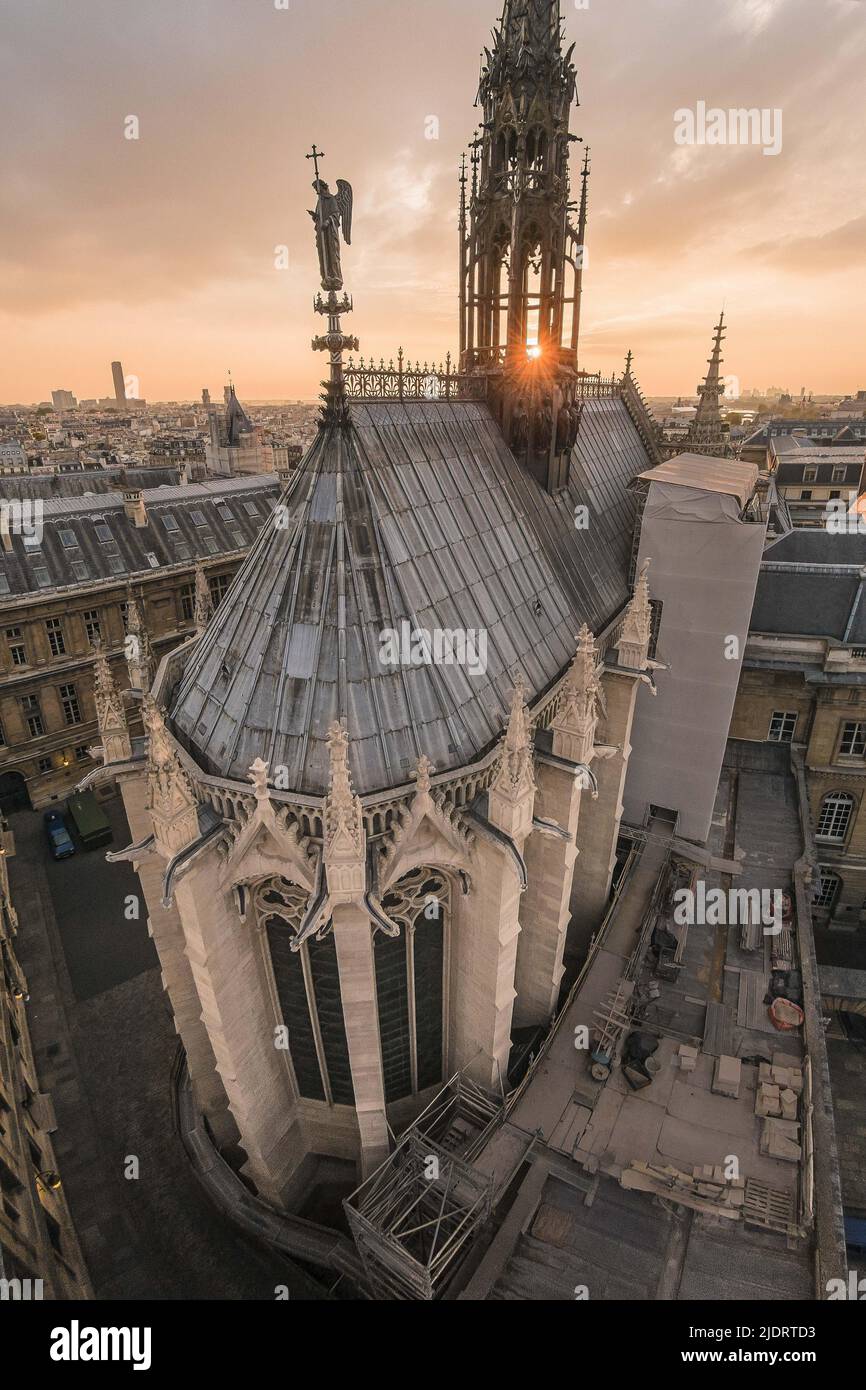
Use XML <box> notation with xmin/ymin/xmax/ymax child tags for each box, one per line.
<box><xmin>43</xmin><ymin>809</ymin><xmax>76</xmax><ymax>861</ymax></box>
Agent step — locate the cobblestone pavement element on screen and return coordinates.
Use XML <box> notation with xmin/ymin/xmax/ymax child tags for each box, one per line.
<box><xmin>6</xmin><ymin>799</ymin><xmax>325</xmax><ymax>1300</ymax></box>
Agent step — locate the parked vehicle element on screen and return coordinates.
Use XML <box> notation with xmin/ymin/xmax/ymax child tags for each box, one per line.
<box><xmin>43</xmin><ymin>809</ymin><xmax>76</xmax><ymax>861</ymax></box>
<box><xmin>66</xmin><ymin>791</ymin><xmax>113</xmax><ymax>851</ymax></box>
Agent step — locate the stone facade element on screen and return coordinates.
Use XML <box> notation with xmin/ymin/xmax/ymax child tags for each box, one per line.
<box><xmin>0</xmin><ymin>818</ymin><xmax>92</xmax><ymax>1299</ymax></box>
<box><xmin>83</xmin><ymin>580</ymin><xmax>652</xmax><ymax>1205</ymax></box>
<box><xmin>731</xmin><ymin>645</ymin><xmax>866</xmax><ymax>929</ymax></box>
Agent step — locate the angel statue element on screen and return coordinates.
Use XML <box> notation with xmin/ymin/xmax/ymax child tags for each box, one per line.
<box><xmin>309</xmin><ymin>178</ymin><xmax>353</xmax><ymax>291</ymax></box>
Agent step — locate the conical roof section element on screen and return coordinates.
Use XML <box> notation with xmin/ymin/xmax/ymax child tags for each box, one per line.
<box><xmin>168</xmin><ymin>386</ymin><xmax>647</xmax><ymax>797</ymax></box>
<box><xmin>226</xmin><ymin>385</ymin><xmax>254</xmax><ymax>445</ymax></box>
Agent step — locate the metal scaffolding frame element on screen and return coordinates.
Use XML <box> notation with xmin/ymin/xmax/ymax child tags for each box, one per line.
<box><xmin>344</xmin><ymin>1129</ymin><xmax>494</xmax><ymax>1301</ymax></box>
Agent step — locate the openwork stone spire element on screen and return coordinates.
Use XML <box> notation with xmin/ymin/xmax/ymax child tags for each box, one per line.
<box><xmin>193</xmin><ymin>561</ymin><xmax>213</xmax><ymax>635</ymax></box>
<box><xmin>619</xmin><ymin>559</ymin><xmax>653</xmax><ymax>670</ymax></box>
<box><xmin>125</xmin><ymin>595</ymin><xmax>154</xmax><ymax>693</ymax></box>
<box><xmin>323</xmin><ymin>720</ymin><xmax>366</xmax><ymax>901</ymax></box>
<box><xmin>688</xmin><ymin>311</ymin><xmax>728</xmax><ymax>456</ymax></box>
<box><xmin>141</xmin><ymin>695</ymin><xmax>199</xmax><ymax>855</ymax></box>
<box><xmin>93</xmin><ymin>643</ymin><xmax>130</xmax><ymax>763</ymax></box>
<box><xmin>552</xmin><ymin>623</ymin><xmax>600</xmax><ymax>763</ymax></box>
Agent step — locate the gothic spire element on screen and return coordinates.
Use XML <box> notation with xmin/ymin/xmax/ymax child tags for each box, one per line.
<box><xmin>489</xmin><ymin>677</ymin><xmax>536</xmax><ymax>838</ymax></box>
<box><xmin>141</xmin><ymin>694</ymin><xmax>200</xmax><ymax>854</ymax></box>
<box><xmin>552</xmin><ymin>624</ymin><xmax>600</xmax><ymax>763</ymax></box>
<box><xmin>619</xmin><ymin>559</ymin><xmax>653</xmax><ymax>670</ymax></box>
<box><xmin>488</xmin><ymin>2</ymin><xmax>571</xmax><ymax>88</ymax></box>
<box><xmin>689</xmin><ymin>311</ymin><xmax>728</xmax><ymax>455</ymax></box>
<box><xmin>463</xmin><ymin>0</ymin><xmax>580</xmax><ymax>400</ymax></box>
<box><xmin>93</xmin><ymin>643</ymin><xmax>131</xmax><ymax>763</ymax></box>
<box><xmin>125</xmin><ymin>594</ymin><xmax>153</xmax><ymax>694</ymax></box>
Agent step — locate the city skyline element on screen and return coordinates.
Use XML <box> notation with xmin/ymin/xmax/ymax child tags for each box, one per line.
<box><xmin>2</xmin><ymin>0</ymin><xmax>865</xmax><ymax>404</ymax></box>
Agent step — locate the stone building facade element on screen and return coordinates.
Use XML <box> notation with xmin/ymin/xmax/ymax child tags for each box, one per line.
<box><xmin>0</xmin><ymin>819</ymin><xmax>91</xmax><ymax>1299</ymax></box>
<box><xmin>0</xmin><ymin>477</ymin><xmax>278</xmax><ymax>809</ymax></box>
<box><xmin>730</xmin><ymin>528</ymin><xmax>866</xmax><ymax>928</ymax></box>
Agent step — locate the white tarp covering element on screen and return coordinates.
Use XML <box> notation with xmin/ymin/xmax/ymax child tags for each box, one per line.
<box><xmin>624</xmin><ymin>469</ymin><xmax>767</xmax><ymax>842</ymax></box>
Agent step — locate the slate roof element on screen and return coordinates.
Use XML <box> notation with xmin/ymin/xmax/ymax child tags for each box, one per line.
<box><xmin>751</xmin><ymin>527</ymin><xmax>866</xmax><ymax>644</ymax></box>
<box><xmin>0</xmin><ymin>476</ymin><xmax>279</xmax><ymax>599</ymax></box>
<box><xmin>169</xmin><ymin>395</ymin><xmax>652</xmax><ymax>796</ymax></box>
<box><xmin>0</xmin><ymin>466</ymin><xmax>181</xmax><ymax>500</ymax></box>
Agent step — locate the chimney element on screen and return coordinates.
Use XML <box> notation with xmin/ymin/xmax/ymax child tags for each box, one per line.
<box><xmin>123</xmin><ymin>489</ymin><xmax>148</xmax><ymax>527</ymax></box>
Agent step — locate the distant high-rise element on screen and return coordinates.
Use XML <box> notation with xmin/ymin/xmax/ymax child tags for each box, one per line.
<box><xmin>111</xmin><ymin>360</ymin><xmax>127</xmax><ymax>404</ymax></box>
<box><xmin>51</xmin><ymin>389</ymin><xmax>76</xmax><ymax>411</ymax></box>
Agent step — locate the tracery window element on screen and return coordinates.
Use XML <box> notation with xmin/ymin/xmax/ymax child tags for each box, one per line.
<box><xmin>376</xmin><ymin>867</ymin><xmax>449</xmax><ymax>1102</ymax></box>
<box><xmin>259</xmin><ymin>877</ymin><xmax>354</xmax><ymax>1106</ymax></box>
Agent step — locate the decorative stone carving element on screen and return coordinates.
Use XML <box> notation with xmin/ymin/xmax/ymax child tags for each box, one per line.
<box><xmin>618</xmin><ymin>558</ymin><xmax>653</xmax><ymax>670</ymax></box>
<box><xmin>323</xmin><ymin>721</ymin><xmax>366</xmax><ymax>903</ymax></box>
<box><xmin>379</xmin><ymin>752</ymin><xmax>473</xmax><ymax>891</ymax></box>
<box><xmin>552</xmin><ymin>624</ymin><xmax>601</xmax><ymax>764</ymax></box>
<box><xmin>92</xmin><ymin>643</ymin><xmax>131</xmax><ymax>764</ymax></box>
<box><xmin>141</xmin><ymin>695</ymin><xmax>200</xmax><ymax>856</ymax></box>
<box><xmin>248</xmin><ymin>757</ymin><xmax>271</xmax><ymax>803</ymax></box>
<box><xmin>125</xmin><ymin>596</ymin><xmax>154</xmax><ymax>693</ymax></box>
<box><xmin>193</xmin><ymin>561</ymin><xmax>214</xmax><ymax>636</ymax></box>
<box><xmin>488</xmin><ymin>679</ymin><xmax>536</xmax><ymax>839</ymax></box>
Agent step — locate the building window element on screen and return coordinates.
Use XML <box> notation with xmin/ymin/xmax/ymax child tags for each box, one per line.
<box><xmin>74</xmin><ymin>745</ymin><xmax>90</xmax><ymax>764</ymax></box>
<box><xmin>6</xmin><ymin>628</ymin><xmax>27</xmax><ymax>667</ymax></box>
<box><xmin>21</xmin><ymin>694</ymin><xmax>44</xmax><ymax>739</ymax></box>
<box><xmin>45</xmin><ymin>617</ymin><xmax>66</xmax><ymax>657</ymax></box>
<box><xmin>190</xmin><ymin>510</ymin><xmax>207</xmax><ymax>527</ymax></box>
<box><xmin>57</xmin><ymin>528</ymin><xmax>78</xmax><ymax>549</ymax></box>
<box><xmin>800</xmin><ymin>490</ymin><xmax>813</xmax><ymax>501</ymax></box>
<box><xmin>832</xmin><ymin>466</ymin><xmax>847</xmax><ymax>483</ymax></box>
<box><xmin>59</xmin><ymin>683</ymin><xmax>82</xmax><ymax>726</ymax></box>
<box><xmin>816</xmin><ymin>792</ymin><xmax>855</xmax><ymax>843</ymax></box>
<box><xmin>243</xmin><ymin>501</ymin><xmax>259</xmax><ymax>517</ymax></box>
<box><xmin>803</xmin><ymin>468</ymin><xmax>818</xmax><ymax>483</ymax></box>
<box><xmin>839</xmin><ymin>721</ymin><xmax>866</xmax><ymax>757</ymax></box>
<box><xmin>83</xmin><ymin>610</ymin><xmax>101</xmax><ymax>643</ymax></box>
<box><xmin>93</xmin><ymin>521</ymin><xmax>113</xmax><ymax>544</ymax></box>
<box><xmin>375</xmin><ymin>867</ymin><xmax>449</xmax><ymax>1101</ymax></box>
<box><xmin>179</xmin><ymin>586</ymin><xmax>194</xmax><ymax>623</ymax></box>
<box><xmin>768</xmin><ymin>711</ymin><xmax>797</xmax><ymax>742</ymax></box>
<box><xmin>260</xmin><ymin>877</ymin><xmax>354</xmax><ymax>1106</ymax></box>
<box><xmin>36</xmin><ymin>757</ymin><xmax>53</xmax><ymax>774</ymax></box>
<box><xmin>813</xmin><ymin>869</ymin><xmax>841</xmax><ymax>910</ymax></box>
<box><xmin>161</xmin><ymin>513</ymin><xmax>179</xmax><ymax>533</ymax></box>
<box><xmin>209</xmin><ymin>574</ymin><xmax>231</xmax><ymax>607</ymax></box>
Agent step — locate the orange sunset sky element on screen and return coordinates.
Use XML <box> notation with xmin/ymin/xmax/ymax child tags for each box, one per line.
<box><xmin>1</xmin><ymin>0</ymin><xmax>864</xmax><ymax>404</ymax></box>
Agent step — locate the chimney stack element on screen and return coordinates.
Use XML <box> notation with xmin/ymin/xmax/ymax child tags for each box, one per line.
<box><xmin>123</xmin><ymin>489</ymin><xmax>148</xmax><ymax>527</ymax></box>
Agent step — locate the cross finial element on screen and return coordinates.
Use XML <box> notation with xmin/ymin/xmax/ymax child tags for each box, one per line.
<box><xmin>306</xmin><ymin>144</ymin><xmax>325</xmax><ymax>180</ymax></box>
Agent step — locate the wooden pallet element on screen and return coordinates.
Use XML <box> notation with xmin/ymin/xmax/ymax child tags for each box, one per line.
<box><xmin>743</xmin><ymin>1178</ymin><xmax>797</xmax><ymax>1235</ymax></box>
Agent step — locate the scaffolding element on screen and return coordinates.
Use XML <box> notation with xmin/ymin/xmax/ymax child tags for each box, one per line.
<box><xmin>409</xmin><ymin>1072</ymin><xmax>504</xmax><ymax>1159</ymax></box>
<box><xmin>344</xmin><ymin>1129</ymin><xmax>494</xmax><ymax>1301</ymax></box>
